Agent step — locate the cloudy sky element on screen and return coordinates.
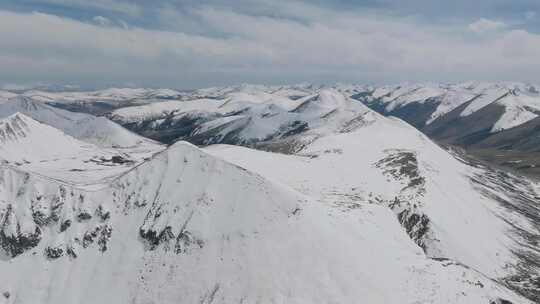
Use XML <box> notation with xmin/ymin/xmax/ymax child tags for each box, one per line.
<box><xmin>1</xmin><ymin>0</ymin><xmax>540</xmax><ymax>89</ymax></box>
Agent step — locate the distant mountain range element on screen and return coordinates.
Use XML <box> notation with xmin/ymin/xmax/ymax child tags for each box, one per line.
<box><xmin>4</xmin><ymin>82</ymin><xmax>540</xmax><ymax>177</ymax></box>
<box><xmin>355</xmin><ymin>82</ymin><xmax>540</xmax><ymax>176</ymax></box>
<box><xmin>4</xmin><ymin>82</ymin><xmax>540</xmax><ymax>176</ymax></box>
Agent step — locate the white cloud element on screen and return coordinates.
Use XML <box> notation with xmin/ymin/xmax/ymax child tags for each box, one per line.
<box><xmin>92</xmin><ymin>16</ymin><xmax>111</xmax><ymax>27</ymax></box>
<box><xmin>29</xmin><ymin>0</ymin><xmax>141</xmax><ymax>17</ymax></box>
<box><xmin>525</xmin><ymin>11</ymin><xmax>537</xmax><ymax>20</ymax></box>
<box><xmin>1</xmin><ymin>5</ymin><xmax>540</xmax><ymax>87</ymax></box>
<box><xmin>118</xmin><ymin>19</ymin><xmax>129</xmax><ymax>30</ymax></box>
<box><xmin>468</xmin><ymin>18</ymin><xmax>506</xmax><ymax>34</ymax></box>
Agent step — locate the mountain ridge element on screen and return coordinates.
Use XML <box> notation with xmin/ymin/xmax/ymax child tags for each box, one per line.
<box><xmin>0</xmin><ymin>138</ymin><xmax>532</xmax><ymax>303</ymax></box>
<box><xmin>0</xmin><ymin>87</ymin><xmax>539</xmax><ymax>302</ymax></box>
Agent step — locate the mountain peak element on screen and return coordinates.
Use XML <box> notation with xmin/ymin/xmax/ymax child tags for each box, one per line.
<box><xmin>0</xmin><ymin>112</ymin><xmax>44</xmax><ymax>142</ymax></box>
<box><xmin>0</xmin><ymin>82</ymin><xmax>539</xmax><ymax>303</ymax></box>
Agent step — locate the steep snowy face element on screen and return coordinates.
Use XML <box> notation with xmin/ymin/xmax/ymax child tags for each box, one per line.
<box><xmin>0</xmin><ymin>96</ymin><xmax>162</xmax><ymax>153</ymax></box>
<box><xmin>0</xmin><ymin>113</ymin><xmax>98</xmax><ymax>162</ymax></box>
<box><xmin>383</xmin><ymin>85</ymin><xmax>445</xmax><ymax>112</ymax></box>
<box><xmin>0</xmin><ymin>113</ymin><xmax>150</xmax><ymax>184</ymax></box>
<box><xmin>207</xmin><ymin>113</ymin><xmax>540</xmax><ymax>302</ymax></box>
<box><xmin>0</xmin><ymin>167</ymin><xmax>109</xmax><ymax>260</ymax></box>
<box><xmin>458</xmin><ymin>84</ymin><xmax>509</xmax><ymax>117</ymax></box>
<box><xmin>357</xmin><ymin>82</ymin><xmax>540</xmax><ymax>131</ymax></box>
<box><xmin>0</xmin><ymin>113</ymin><xmax>42</xmax><ymax>144</ymax></box>
<box><xmin>425</xmin><ymin>89</ymin><xmax>478</xmax><ymax>124</ymax></box>
<box><xmin>0</xmin><ymin>142</ymin><xmax>529</xmax><ymax>304</ymax></box>
<box><xmin>490</xmin><ymin>90</ymin><xmax>540</xmax><ymax>132</ymax></box>
<box><xmin>352</xmin><ymin>82</ymin><xmax>540</xmax><ymax>176</ymax></box>
<box><xmin>453</xmin><ymin>82</ymin><xmax>540</xmax><ymax>132</ymax></box>
<box><xmin>361</xmin><ymin>84</ymin><xmax>474</xmax><ymax>128</ymax></box>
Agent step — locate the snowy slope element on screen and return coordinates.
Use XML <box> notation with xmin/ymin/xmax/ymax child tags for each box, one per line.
<box><xmin>109</xmin><ymin>89</ymin><xmax>377</xmax><ymax>148</ymax></box>
<box><xmin>11</xmin><ymin>82</ymin><xmax>540</xmax><ymax>179</ymax></box>
<box><xmin>11</xmin><ymin>82</ymin><xmax>540</xmax><ymax>137</ymax></box>
<box><xmin>109</xmin><ymin>99</ymin><xmax>221</xmax><ymax>124</ymax></box>
<box><xmin>0</xmin><ymin>88</ymin><xmax>536</xmax><ymax>302</ymax></box>
<box><xmin>34</xmin><ymin>81</ymin><xmax>540</xmax><ymax>159</ymax></box>
<box><xmin>459</xmin><ymin>84</ymin><xmax>509</xmax><ymax>117</ymax></box>
<box><xmin>108</xmin><ymin>83</ymin><xmax>323</xmax><ymax>125</ymax></box>
<box><xmin>0</xmin><ymin>113</ymin><xmax>148</xmax><ymax>184</ymax></box>
<box><xmin>356</xmin><ymin>82</ymin><xmax>540</xmax><ymax>134</ymax></box>
<box><xmin>207</xmin><ymin>112</ymin><xmax>540</xmax><ymax>300</ymax></box>
<box><xmin>0</xmin><ymin>141</ymin><xmax>529</xmax><ymax>304</ymax></box>
<box><xmin>106</xmin><ymin>82</ymin><xmax>540</xmax><ymax>150</ymax></box>
<box><xmin>0</xmin><ymin>113</ymin><xmax>104</xmax><ymax>162</ymax></box>
<box><xmin>0</xmin><ymin>96</ymin><xmax>162</xmax><ymax>153</ymax></box>
<box><xmin>426</xmin><ymin>89</ymin><xmax>477</xmax><ymax>124</ymax></box>
<box><xmin>351</xmin><ymin>82</ymin><xmax>540</xmax><ymax>171</ymax></box>
<box><xmin>383</xmin><ymin>85</ymin><xmax>445</xmax><ymax>112</ymax></box>
<box><xmin>2</xmin><ymin>88</ymin><xmax>186</xmax><ymax>117</ymax></box>
<box><xmin>490</xmin><ymin>91</ymin><xmax>540</xmax><ymax>132</ymax></box>
<box><xmin>363</xmin><ymin>84</ymin><xmax>476</xmax><ymax>127</ymax></box>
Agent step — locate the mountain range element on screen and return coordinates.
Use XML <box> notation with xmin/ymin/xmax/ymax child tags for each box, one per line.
<box><xmin>0</xmin><ymin>84</ymin><xmax>538</xmax><ymax>303</ymax></box>
<box><xmin>357</xmin><ymin>82</ymin><xmax>540</xmax><ymax>176</ymax></box>
<box><xmin>65</xmin><ymin>82</ymin><xmax>540</xmax><ymax>176</ymax></box>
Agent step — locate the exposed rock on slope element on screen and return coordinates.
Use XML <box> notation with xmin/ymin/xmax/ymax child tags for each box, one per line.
<box><xmin>353</xmin><ymin>83</ymin><xmax>540</xmax><ymax>176</ymax></box>
<box><xmin>109</xmin><ymin>89</ymin><xmax>377</xmax><ymax>153</ymax></box>
<box><xmin>1</xmin><ymin>85</ymin><xmax>539</xmax><ymax>302</ymax></box>
<box><xmin>0</xmin><ymin>141</ymin><xmax>530</xmax><ymax>303</ymax></box>
<box><xmin>11</xmin><ymin>82</ymin><xmax>540</xmax><ymax>176</ymax></box>
<box><xmin>206</xmin><ymin>111</ymin><xmax>540</xmax><ymax>302</ymax></box>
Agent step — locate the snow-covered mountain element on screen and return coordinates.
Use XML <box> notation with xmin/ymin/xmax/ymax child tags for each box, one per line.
<box><xmin>1</xmin><ymin>84</ymin><xmax>540</xmax><ymax>302</ymax></box>
<box><xmin>7</xmin><ymin>81</ymin><xmax>530</xmax><ymax>175</ymax></box>
<box><xmin>0</xmin><ymin>96</ymin><xmax>162</xmax><ymax>151</ymax></box>
<box><xmin>22</xmin><ymin>87</ymin><xmax>186</xmax><ymax>103</ymax></box>
<box><xmin>0</xmin><ymin>120</ymin><xmax>533</xmax><ymax>304</ymax></box>
<box><xmin>353</xmin><ymin>82</ymin><xmax>540</xmax><ymax>175</ymax></box>
<box><xmin>0</xmin><ymin>95</ymin><xmax>163</xmax><ymax>185</ymax></box>
<box><xmin>357</xmin><ymin>82</ymin><xmax>540</xmax><ymax>147</ymax></box>
<box><xmin>0</xmin><ymin>113</ymin><xmax>154</xmax><ymax>184</ymax></box>
<box><xmin>206</xmin><ymin>109</ymin><xmax>540</xmax><ymax>302</ymax></box>
<box><xmin>97</xmin><ymin>82</ymin><xmax>540</xmax><ymax>148</ymax></box>
<box><xmin>6</xmin><ymin>82</ymin><xmax>540</xmax><ymax>139</ymax></box>
<box><xmin>5</xmin><ymin>82</ymin><xmax>540</xmax><ymax>175</ymax></box>
<box><xmin>2</xmin><ymin>88</ymin><xmax>185</xmax><ymax>116</ymax></box>
<box><xmin>108</xmin><ymin>89</ymin><xmax>378</xmax><ymax>152</ymax></box>
<box><xmin>360</xmin><ymin>82</ymin><xmax>540</xmax><ymax>131</ymax></box>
